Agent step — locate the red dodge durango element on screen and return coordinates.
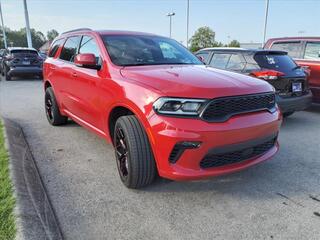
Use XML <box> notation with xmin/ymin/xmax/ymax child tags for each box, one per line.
<box><xmin>43</xmin><ymin>29</ymin><xmax>282</xmax><ymax>188</ymax></box>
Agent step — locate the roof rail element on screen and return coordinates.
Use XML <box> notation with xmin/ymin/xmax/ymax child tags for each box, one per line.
<box><xmin>62</xmin><ymin>28</ymin><xmax>92</xmax><ymax>34</ymax></box>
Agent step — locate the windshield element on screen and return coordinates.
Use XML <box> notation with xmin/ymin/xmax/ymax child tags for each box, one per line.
<box><xmin>101</xmin><ymin>35</ymin><xmax>202</xmax><ymax>66</ymax></box>
<box><xmin>254</xmin><ymin>53</ymin><xmax>297</xmax><ymax>74</ymax></box>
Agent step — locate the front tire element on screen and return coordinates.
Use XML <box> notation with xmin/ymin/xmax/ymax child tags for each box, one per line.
<box><xmin>45</xmin><ymin>87</ymin><xmax>68</xmax><ymax>126</ymax></box>
<box><xmin>114</xmin><ymin>115</ymin><xmax>156</xmax><ymax>189</ymax></box>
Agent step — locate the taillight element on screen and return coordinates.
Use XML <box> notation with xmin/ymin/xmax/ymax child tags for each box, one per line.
<box><xmin>250</xmin><ymin>70</ymin><xmax>285</xmax><ymax>80</ymax></box>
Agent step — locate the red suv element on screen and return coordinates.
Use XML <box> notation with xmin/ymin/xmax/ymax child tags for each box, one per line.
<box><xmin>264</xmin><ymin>37</ymin><xmax>320</xmax><ymax>103</ymax></box>
<box><xmin>43</xmin><ymin>29</ymin><xmax>282</xmax><ymax>188</ymax></box>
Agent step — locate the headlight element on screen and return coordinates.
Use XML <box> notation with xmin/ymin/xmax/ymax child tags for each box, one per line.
<box><xmin>153</xmin><ymin>97</ymin><xmax>207</xmax><ymax>116</ymax></box>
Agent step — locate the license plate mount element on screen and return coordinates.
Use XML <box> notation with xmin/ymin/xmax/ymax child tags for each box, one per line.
<box><xmin>292</xmin><ymin>82</ymin><xmax>302</xmax><ymax>92</ymax></box>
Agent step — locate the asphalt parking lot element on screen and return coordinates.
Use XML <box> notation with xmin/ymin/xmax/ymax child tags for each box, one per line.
<box><xmin>1</xmin><ymin>78</ymin><xmax>320</xmax><ymax>240</ymax></box>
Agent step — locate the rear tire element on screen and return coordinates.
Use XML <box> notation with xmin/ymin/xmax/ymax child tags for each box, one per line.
<box><xmin>283</xmin><ymin>111</ymin><xmax>294</xmax><ymax>118</ymax></box>
<box><xmin>5</xmin><ymin>68</ymin><xmax>11</xmax><ymax>81</ymax></box>
<box><xmin>45</xmin><ymin>87</ymin><xmax>68</xmax><ymax>126</ymax></box>
<box><xmin>113</xmin><ymin>115</ymin><xmax>156</xmax><ymax>189</ymax></box>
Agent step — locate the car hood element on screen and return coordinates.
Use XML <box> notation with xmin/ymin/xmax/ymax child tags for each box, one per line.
<box><xmin>120</xmin><ymin>65</ymin><xmax>274</xmax><ymax>99</ymax></box>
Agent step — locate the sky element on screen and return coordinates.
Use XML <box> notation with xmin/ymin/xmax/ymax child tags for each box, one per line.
<box><xmin>1</xmin><ymin>0</ymin><xmax>319</xmax><ymax>46</ymax></box>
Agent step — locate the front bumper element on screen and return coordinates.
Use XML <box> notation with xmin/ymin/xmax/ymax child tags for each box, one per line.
<box><xmin>276</xmin><ymin>92</ymin><xmax>313</xmax><ymax>113</ymax></box>
<box><xmin>8</xmin><ymin>66</ymin><xmax>43</xmax><ymax>76</ymax></box>
<box><xmin>148</xmin><ymin>109</ymin><xmax>282</xmax><ymax>181</ymax></box>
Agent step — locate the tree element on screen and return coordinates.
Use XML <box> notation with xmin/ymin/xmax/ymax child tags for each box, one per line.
<box><xmin>227</xmin><ymin>40</ymin><xmax>240</xmax><ymax>48</ymax></box>
<box><xmin>47</xmin><ymin>29</ymin><xmax>59</xmax><ymax>42</ymax></box>
<box><xmin>189</xmin><ymin>26</ymin><xmax>216</xmax><ymax>52</ymax></box>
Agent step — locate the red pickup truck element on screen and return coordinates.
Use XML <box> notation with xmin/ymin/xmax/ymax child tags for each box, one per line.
<box><xmin>264</xmin><ymin>37</ymin><xmax>320</xmax><ymax>103</ymax></box>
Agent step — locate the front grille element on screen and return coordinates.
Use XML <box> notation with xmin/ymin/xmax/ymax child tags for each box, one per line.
<box><xmin>200</xmin><ymin>137</ymin><xmax>277</xmax><ymax>169</ymax></box>
<box><xmin>201</xmin><ymin>93</ymin><xmax>275</xmax><ymax>122</ymax></box>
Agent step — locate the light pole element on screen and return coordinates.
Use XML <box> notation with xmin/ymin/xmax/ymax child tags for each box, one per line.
<box><xmin>23</xmin><ymin>0</ymin><xmax>32</xmax><ymax>48</ymax></box>
<box><xmin>0</xmin><ymin>0</ymin><xmax>7</xmax><ymax>48</ymax></box>
<box><xmin>186</xmin><ymin>0</ymin><xmax>190</xmax><ymax>48</ymax></box>
<box><xmin>262</xmin><ymin>0</ymin><xmax>269</xmax><ymax>48</ymax></box>
<box><xmin>166</xmin><ymin>12</ymin><xmax>175</xmax><ymax>38</ymax></box>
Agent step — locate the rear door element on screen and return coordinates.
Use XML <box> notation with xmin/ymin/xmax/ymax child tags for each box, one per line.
<box><xmin>55</xmin><ymin>36</ymin><xmax>81</xmax><ymax>114</ymax></box>
<box><xmin>70</xmin><ymin>35</ymin><xmax>104</xmax><ymax>129</ymax></box>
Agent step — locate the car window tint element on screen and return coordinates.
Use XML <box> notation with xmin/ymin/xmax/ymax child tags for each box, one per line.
<box><xmin>254</xmin><ymin>53</ymin><xmax>297</xmax><ymax>74</ymax></box>
<box><xmin>226</xmin><ymin>54</ymin><xmax>245</xmax><ymax>71</ymax></box>
<box><xmin>243</xmin><ymin>54</ymin><xmax>261</xmax><ymax>72</ymax></box>
<box><xmin>270</xmin><ymin>42</ymin><xmax>301</xmax><ymax>58</ymax></box>
<box><xmin>59</xmin><ymin>36</ymin><xmax>81</xmax><ymax>62</ymax></box>
<box><xmin>48</xmin><ymin>39</ymin><xmax>64</xmax><ymax>58</ymax></box>
<box><xmin>79</xmin><ymin>36</ymin><xmax>100</xmax><ymax>63</ymax></box>
<box><xmin>196</xmin><ymin>51</ymin><xmax>210</xmax><ymax>63</ymax></box>
<box><xmin>304</xmin><ymin>42</ymin><xmax>320</xmax><ymax>60</ymax></box>
<box><xmin>209</xmin><ymin>53</ymin><xmax>231</xmax><ymax>69</ymax></box>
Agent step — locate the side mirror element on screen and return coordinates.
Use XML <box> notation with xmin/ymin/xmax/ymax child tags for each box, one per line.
<box><xmin>75</xmin><ymin>53</ymin><xmax>100</xmax><ymax>70</ymax></box>
<box><xmin>197</xmin><ymin>55</ymin><xmax>205</xmax><ymax>63</ymax></box>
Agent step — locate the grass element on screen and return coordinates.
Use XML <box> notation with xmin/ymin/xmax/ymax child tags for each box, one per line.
<box><xmin>0</xmin><ymin>120</ymin><xmax>16</xmax><ymax>240</ymax></box>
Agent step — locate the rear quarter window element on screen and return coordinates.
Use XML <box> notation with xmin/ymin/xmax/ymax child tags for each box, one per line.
<box><xmin>270</xmin><ymin>42</ymin><xmax>302</xmax><ymax>58</ymax></box>
<box><xmin>48</xmin><ymin>39</ymin><xmax>64</xmax><ymax>58</ymax></box>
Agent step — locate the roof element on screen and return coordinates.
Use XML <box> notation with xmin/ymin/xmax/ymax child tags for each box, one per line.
<box><xmin>197</xmin><ymin>47</ymin><xmax>287</xmax><ymax>55</ymax></box>
<box><xmin>266</xmin><ymin>36</ymin><xmax>320</xmax><ymax>42</ymax></box>
<box><xmin>7</xmin><ymin>47</ymin><xmax>37</xmax><ymax>51</ymax></box>
<box><xmin>61</xmin><ymin>28</ymin><xmax>160</xmax><ymax>37</ymax></box>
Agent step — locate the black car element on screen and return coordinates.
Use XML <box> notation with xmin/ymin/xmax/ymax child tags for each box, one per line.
<box><xmin>1</xmin><ymin>47</ymin><xmax>43</xmax><ymax>80</ymax></box>
<box><xmin>195</xmin><ymin>48</ymin><xmax>313</xmax><ymax>117</ymax></box>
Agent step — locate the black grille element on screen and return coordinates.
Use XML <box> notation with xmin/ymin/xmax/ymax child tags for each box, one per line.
<box><xmin>200</xmin><ymin>137</ymin><xmax>276</xmax><ymax>169</ymax></box>
<box><xmin>169</xmin><ymin>145</ymin><xmax>181</xmax><ymax>163</ymax></box>
<box><xmin>201</xmin><ymin>93</ymin><xmax>275</xmax><ymax>122</ymax></box>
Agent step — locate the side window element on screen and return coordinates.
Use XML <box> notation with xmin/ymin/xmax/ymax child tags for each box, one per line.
<box><xmin>59</xmin><ymin>36</ymin><xmax>81</xmax><ymax>62</ymax></box>
<box><xmin>196</xmin><ymin>51</ymin><xmax>210</xmax><ymax>63</ymax></box>
<box><xmin>243</xmin><ymin>54</ymin><xmax>260</xmax><ymax>72</ymax></box>
<box><xmin>48</xmin><ymin>39</ymin><xmax>64</xmax><ymax>58</ymax></box>
<box><xmin>209</xmin><ymin>53</ymin><xmax>231</xmax><ymax>69</ymax></box>
<box><xmin>79</xmin><ymin>35</ymin><xmax>101</xmax><ymax>63</ymax></box>
<box><xmin>304</xmin><ymin>42</ymin><xmax>320</xmax><ymax>60</ymax></box>
<box><xmin>226</xmin><ymin>54</ymin><xmax>246</xmax><ymax>71</ymax></box>
<box><xmin>270</xmin><ymin>42</ymin><xmax>301</xmax><ymax>58</ymax></box>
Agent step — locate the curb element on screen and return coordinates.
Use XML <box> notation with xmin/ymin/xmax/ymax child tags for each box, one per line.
<box><xmin>3</xmin><ymin>118</ymin><xmax>63</xmax><ymax>240</ymax></box>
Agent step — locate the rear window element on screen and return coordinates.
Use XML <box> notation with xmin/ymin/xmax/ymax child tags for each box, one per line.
<box><xmin>48</xmin><ymin>39</ymin><xmax>64</xmax><ymax>58</ymax></box>
<box><xmin>11</xmin><ymin>50</ymin><xmax>38</xmax><ymax>56</ymax></box>
<box><xmin>254</xmin><ymin>53</ymin><xmax>297</xmax><ymax>74</ymax></box>
<box><xmin>270</xmin><ymin>42</ymin><xmax>301</xmax><ymax>58</ymax></box>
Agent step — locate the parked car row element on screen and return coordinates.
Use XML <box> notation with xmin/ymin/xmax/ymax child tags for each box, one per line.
<box><xmin>4</xmin><ymin>31</ymin><xmax>319</xmax><ymax>189</ymax></box>
<box><xmin>195</xmin><ymin>48</ymin><xmax>312</xmax><ymax>117</ymax></box>
<box><xmin>264</xmin><ymin>37</ymin><xmax>320</xmax><ymax>104</ymax></box>
<box><xmin>0</xmin><ymin>47</ymin><xmax>44</xmax><ymax>80</ymax></box>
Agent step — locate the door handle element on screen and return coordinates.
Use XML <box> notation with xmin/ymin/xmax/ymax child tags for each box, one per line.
<box><xmin>72</xmin><ymin>72</ymin><xmax>77</xmax><ymax>77</ymax></box>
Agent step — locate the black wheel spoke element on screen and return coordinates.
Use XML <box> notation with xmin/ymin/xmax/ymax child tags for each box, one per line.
<box><xmin>115</xmin><ymin>127</ymin><xmax>129</xmax><ymax>178</ymax></box>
